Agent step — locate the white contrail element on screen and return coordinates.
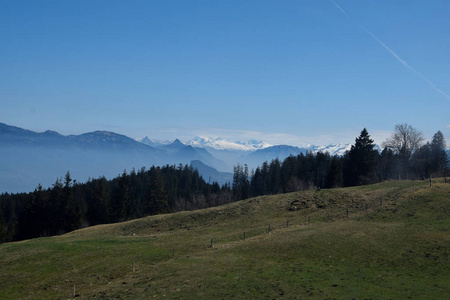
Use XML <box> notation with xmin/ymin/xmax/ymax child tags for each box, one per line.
<box><xmin>329</xmin><ymin>0</ymin><xmax>450</xmax><ymax>99</ymax></box>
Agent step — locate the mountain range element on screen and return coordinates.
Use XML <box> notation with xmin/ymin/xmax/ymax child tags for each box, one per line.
<box><xmin>1</xmin><ymin>122</ymin><xmax>353</xmax><ymax>194</ymax></box>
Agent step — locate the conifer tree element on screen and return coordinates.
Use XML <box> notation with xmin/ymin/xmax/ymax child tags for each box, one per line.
<box><xmin>111</xmin><ymin>170</ymin><xmax>131</xmax><ymax>222</ymax></box>
<box><xmin>378</xmin><ymin>147</ymin><xmax>394</xmax><ymax>180</ymax></box>
<box><xmin>143</xmin><ymin>168</ymin><xmax>169</xmax><ymax>215</ymax></box>
<box><xmin>0</xmin><ymin>209</ymin><xmax>9</xmax><ymax>243</ymax></box>
<box><xmin>344</xmin><ymin>128</ymin><xmax>378</xmax><ymax>186</ymax></box>
<box><xmin>62</xmin><ymin>171</ymin><xmax>82</xmax><ymax>232</ymax></box>
<box><xmin>326</xmin><ymin>156</ymin><xmax>343</xmax><ymax>188</ymax></box>
<box><xmin>430</xmin><ymin>130</ymin><xmax>448</xmax><ymax>176</ymax></box>
<box><xmin>87</xmin><ymin>177</ymin><xmax>111</xmax><ymax>225</ymax></box>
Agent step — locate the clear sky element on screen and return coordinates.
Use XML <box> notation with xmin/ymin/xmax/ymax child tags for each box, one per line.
<box><xmin>1</xmin><ymin>0</ymin><xmax>449</xmax><ymax>146</ymax></box>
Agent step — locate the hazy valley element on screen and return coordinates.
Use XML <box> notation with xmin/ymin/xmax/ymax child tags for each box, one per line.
<box><xmin>0</xmin><ymin>122</ymin><xmax>351</xmax><ymax>194</ymax></box>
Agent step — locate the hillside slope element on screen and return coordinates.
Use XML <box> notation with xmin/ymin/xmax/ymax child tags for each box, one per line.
<box><xmin>0</xmin><ymin>180</ymin><xmax>449</xmax><ymax>299</ymax></box>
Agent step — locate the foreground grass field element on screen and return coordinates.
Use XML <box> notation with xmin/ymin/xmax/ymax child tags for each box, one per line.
<box><xmin>1</xmin><ymin>179</ymin><xmax>449</xmax><ymax>299</ymax></box>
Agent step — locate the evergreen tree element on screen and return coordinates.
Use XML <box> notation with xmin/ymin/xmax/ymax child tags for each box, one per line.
<box><xmin>344</xmin><ymin>128</ymin><xmax>378</xmax><ymax>186</ymax></box>
<box><xmin>87</xmin><ymin>177</ymin><xmax>111</xmax><ymax>225</ymax></box>
<box><xmin>51</xmin><ymin>178</ymin><xmax>65</xmax><ymax>234</ymax></box>
<box><xmin>110</xmin><ymin>170</ymin><xmax>131</xmax><ymax>222</ymax></box>
<box><xmin>315</xmin><ymin>152</ymin><xmax>331</xmax><ymax>188</ymax></box>
<box><xmin>17</xmin><ymin>184</ymin><xmax>51</xmax><ymax>239</ymax></box>
<box><xmin>430</xmin><ymin>130</ymin><xmax>448</xmax><ymax>176</ymax></box>
<box><xmin>411</xmin><ymin>143</ymin><xmax>432</xmax><ymax>179</ymax></box>
<box><xmin>269</xmin><ymin>159</ymin><xmax>282</xmax><ymax>194</ymax></box>
<box><xmin>378</xmin><ymin>147</ymin><xmax>395</xmax><ymax>180</ymax></box>
<box><xmin>62</xmin><ymin>171</ymin><xmax>82</xmax><ymax>232</ymax></box>
<box><xmin>0</xmin><ymin>209</ymin><xmax>9</xmax><ymax>243</ymax></box>
<box><xmin>143</xmin><ymin>168</ymin><xmax>169</xmax><ymax>215</ymax></box>
<box><xmin>326</xmin><ymin>156</ymin><xmax>343</xmax><ymax>188</ymax></box>
<box><xmin>232</xmin><ymin>164</ymin><xmax>250</xmax><ymax>200</ymax></box>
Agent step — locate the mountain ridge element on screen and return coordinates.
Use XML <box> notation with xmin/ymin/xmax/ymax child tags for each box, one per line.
<box><xmin>0</xmin><ymin>122</ymin><xmax>372</xmax><ymax>193</ymax></box>
<box><xmin>0</xmin><ymin>123</ymin><xmax>225</xmax><ymax>193</ymax></box>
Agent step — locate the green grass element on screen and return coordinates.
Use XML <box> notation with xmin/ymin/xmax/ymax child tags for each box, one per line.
<box><xmin>1</xmin><ymin>179</ymin><xmax>449</xmax><ymax>299</ymax></box>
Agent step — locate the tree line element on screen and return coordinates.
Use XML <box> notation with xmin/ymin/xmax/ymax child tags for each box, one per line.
<box><xmin>0</xmin><ymin>124</ymin><xmax>448</xmax><ymax>243</ymax></box>
<box><xmin>0</xmin><ymin>164</ymin><xmax>233</xmax><ymax>242</ymax></box>
<box><xmin>233</xmin><ymin>125</ymin><xmax>448</xmax><ymax>198</ymax></box>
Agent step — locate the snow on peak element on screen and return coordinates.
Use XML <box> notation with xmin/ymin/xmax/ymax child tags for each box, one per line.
<box><xmin>308</xmin><ymin>143</ymin><xmax>352</xmax><ymax>156</ymax></box>
<box><xmin>137</xmin><ymin>136</ymin><xmax>172</xmax><ymax>147</ymax></box>
<box><xmin>186</xmin><ymin>136</ymin><xmax>272</xmax><ymax>151</ymax></box>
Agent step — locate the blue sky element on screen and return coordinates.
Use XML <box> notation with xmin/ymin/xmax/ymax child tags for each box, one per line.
<box><xmin>1</xmin><ymin>0</ymin><xmax>449</xmax><ymax>146</ymax></box>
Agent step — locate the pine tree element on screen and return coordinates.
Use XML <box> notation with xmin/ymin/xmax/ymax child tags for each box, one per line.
<box><xmin>430</xmin><ymin>130</ymin><xmax>448</xmax><ymax>176</ymax></box>
<box><xmin>0</xmin><ymin>209</ymin><xmax>9</xmax><ymax>243</ymax></box>
<box><xmin>87</xmin><ymin>177</ymin><xmax>111</xmax><ymax>225</ymax></box>
<box><xmin>326</xmin><ymin>156</ymin><xmax>343</xmax><ymax>188</ymax></box>
<box><xmin>143</xmin><ymin>168</ymin><xmax>169</xmax><ymax>215</ymax></box>
<box><xmin>411</xmin><ymin>143</ymin><xmax>432</xmax><ymax>179</ymax></box>
<box><xmin>111</xmin><ymin>170</ymin><xmax>131</xmax><ymax>222</ymax></box>
<box><xmin>378</xmin><ymin>147</ymin><xmax>394</xmax><ymax>180</ymax></box>
<box><xmin>17</xmin><ymin>184</ymin><xmax>50</xmax><ymax>239</ymax></box>
<box><xmin>62</xmin><ymin>171</ymin><xmax>82</xmax><ymax>232</ymax></box>
<box><xmin>232</xmin><ymin>164</ymin><xmax>250</xmax><ymax>200</ymax></box>
<box><xmin>344</xmin><ymin>128</ymin><xmax>378</xmax><ymax>186</ymax></box>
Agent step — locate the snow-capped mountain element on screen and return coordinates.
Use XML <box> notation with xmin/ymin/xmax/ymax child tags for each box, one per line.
<box><xmin>186</xmin><ymin>136</ymin><xmax>271</xmax><ymax>151</ymax></box>
<box><xmin>308</xmin><ymin>144</ymin><xmax>352</xmax><ymax>156</ymax></box>
<box><xmin>138</xmin><ymin>136</ymin><xmax>172</xmax><ymax>148</ymax></box>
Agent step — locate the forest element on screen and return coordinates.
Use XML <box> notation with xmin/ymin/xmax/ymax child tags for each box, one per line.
<box><xmin>0</xmin><ymin>124</ymin><xmax>448</xmax><ymax>243</ymax></box>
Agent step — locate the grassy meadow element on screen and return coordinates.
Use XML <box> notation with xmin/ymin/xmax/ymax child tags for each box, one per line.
<box><xmin>0</xmin><ymin>179</ymin><xmax>449</xmax><ymax>299</ymax></box>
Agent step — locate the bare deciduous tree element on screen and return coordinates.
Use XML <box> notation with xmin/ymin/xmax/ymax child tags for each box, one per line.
<box><xmin>382</xmin><ymin>123</ymin><xmax>424</xmax><ymax>159</ymax></box>
<box><xmin>382</xmin><ymin>123</ymin><xmax>425</xmax><ymax>179</ymax></box>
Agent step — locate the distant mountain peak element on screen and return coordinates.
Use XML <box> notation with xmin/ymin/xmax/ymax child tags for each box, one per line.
<box><xmin>162</xmin><ymin>138</ymin><xmax>186</xmax><ymax>152</ymax></box>
<box><xmin>186</xmin><ymin>136</ymin><xmax>271</xmax><ymax>151</ymax></box>
<box><xmin>43</xmin><ymin>130</ymin><xmax>61</xmax><ymax>136</ymax></box>
<box><xmin>308</xmin><ymin>143</ymin><xmax>352</xmax><ymax>156</ymax></box>
<box><xmin>172</xmin><ymin>139</ymin><xmax>184</xmax><ymax>146</ymax></box>
<box><xmin>138</xmin><ymin>136</ymin><xmax>172</xmax><ymax>148</ymax></box>
<box><xmin>90</xmin><ymin>130</ymin><xmax>117</xmax><ymax>136</ymax></box>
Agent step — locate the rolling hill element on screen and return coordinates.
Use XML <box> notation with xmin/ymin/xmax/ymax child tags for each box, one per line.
<box><xmin>0</xmin><ymin>179</ymin><xmax>448</xmax><ymax>299</ymax></box>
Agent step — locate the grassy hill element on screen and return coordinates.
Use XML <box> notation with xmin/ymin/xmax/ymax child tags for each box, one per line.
<box><xmin>1</xmin><ymin>179</ymin><xmax>449</xmax><ymax>299</ymax></box>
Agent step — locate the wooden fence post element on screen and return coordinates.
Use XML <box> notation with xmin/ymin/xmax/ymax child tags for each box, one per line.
<box><xmin>73</xmin><ymin>285</ymin><xmax>76</xmax><ymax>298</ymax></box>
<box><xmin>268</xmin><ymin>225</ymin><xmax>271</xmax><ymax>233</ymax></box>
<box><xmin>346</xmin><ymin>208</ymin><xmax>349</xmax><ymax>218</ymax></box>
<box><xmin>308</xmin><ymin>216</ymin><xmax>311</xmax><ymax>225</ymax></box>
